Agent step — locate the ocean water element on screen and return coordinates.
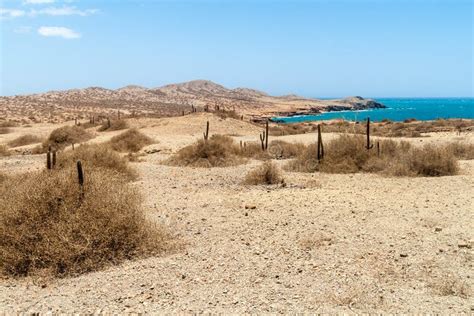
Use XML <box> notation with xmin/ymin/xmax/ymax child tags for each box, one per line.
<box><xmin>274</xmin><ymin>98</ymin><xmax>474</xmax><ymax>123</ymax></box>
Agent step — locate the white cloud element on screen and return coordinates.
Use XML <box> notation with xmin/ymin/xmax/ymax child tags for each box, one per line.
<box><xmin>38</xmin><ymin>26</ymin><xmax>81</xmax><ymax>39</ymax></box>
<box><xmin>30</xmin><ymin>6</ymin><xmax>98</xmax><ymax>16</ymax></box>
<box><xmin>0</xmin><ymin>8</ymin><xmax>26</xmax><ymax>18</ymax></box>
<box><xmin>24</xmin><ymin>0</ymin><xmax>55</xmax><ymax>4</ymax></box>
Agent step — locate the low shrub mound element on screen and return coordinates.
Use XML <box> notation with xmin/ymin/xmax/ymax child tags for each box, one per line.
<box><xmin>0</xmin><ymin>145</ymin><xmax>11</xmax><ymax>157</ymax></box>
<box><xmin>167</xmin><ymin>134</ymin><xmax>244</xmax><ymax>167</ymax></box>
<box><xmin>0</xmin><ymin>127</ymin><xmax>11</xmax><ymax>134</ymax></box>
<box><xmin>0</xmin><ymin>168</ymin><xmax>170</xmax><ymax>278</ymax></box>
<box><xmin>109</xmin><ymin>129</ymin><xmax>153</xmax><ymax>152</ymax></box>
<box><xmin>286</xmin><ymin>135</ymin><xmax>459</xmax><ymax>177</ymax></box>
<box><xmin>7</xmin><ymin>134</ymin><xmax>42</xmax><ymax>148</ymax></box>
<box><xmin>404</xmin><ymin>145</ymin><xmax>459</xmax><ymax>177</ymax></box>
<box><xmin>45</xmin><ymin>125</ymin><xmax>92</xmax><ymax>150</ymax></box>
<box><xmin>98</xmin><ymin>119</ymin><xmax>128</xmax><ymax>132</ymax></box>
<box><xmin>56</xmin><ymin>144</ymin><xmax>137</xmax><ymax>180</ymax></box>
<box><xmin>244</xmin><ymin>161</ymin><xmax>284</xmax><ymax>185</ymax></box>
<box><xmin>444</xmin><ymin>142</ymin><xmax>474</xmax><ymax>160</ymax></box>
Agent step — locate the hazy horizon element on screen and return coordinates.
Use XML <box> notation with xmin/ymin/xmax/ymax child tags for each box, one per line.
<box><xmin>1</xmin><ymin>0</ymin><xmax>473</xmax><ymax>97</ymax></box>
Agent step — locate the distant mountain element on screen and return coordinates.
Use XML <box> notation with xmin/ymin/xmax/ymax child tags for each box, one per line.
<box><xmin>0</xmin><ymin>80</ymin><xmax>385</xmax><ymax>123</ymax></box>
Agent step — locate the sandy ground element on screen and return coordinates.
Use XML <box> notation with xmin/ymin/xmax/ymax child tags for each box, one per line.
<box><xmin>1</xmin><ymin>113</ymin><xmax>473</xmax><ymax>313</ymax></box>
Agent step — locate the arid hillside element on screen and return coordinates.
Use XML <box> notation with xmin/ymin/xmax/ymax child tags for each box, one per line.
<box><xmin>0</xmin><ymin>80</ymin><xmax>384</xmax><ymax>124</ymax></box>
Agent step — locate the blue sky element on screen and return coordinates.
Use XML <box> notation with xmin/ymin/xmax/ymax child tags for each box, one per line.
<box><xmin>1</xmin><ymin>0</ymin><xmax>472</xmax><ymax>97</ymax></box>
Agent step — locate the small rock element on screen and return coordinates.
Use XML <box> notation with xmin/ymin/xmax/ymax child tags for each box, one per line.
<box><xmin>434</xmin><ymin>227</ymin><xmax>442</xmax><ymax>232</ymax></box>
<box><xmin>400</xmin><ymin>253</ymin><xmax>408</xmax><ymax>258</ymax></box>
<box><xmin>245</xmin><ymin>205</ymin><xmax>256</xmax><ymax>210</ymax></box>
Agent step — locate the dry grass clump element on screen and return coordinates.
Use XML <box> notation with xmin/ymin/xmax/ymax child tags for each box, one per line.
<box><xmin>268</xmin><ymin>123</ymin><xmax>310</xmax><ymax>136</ymax></box>
<box><xmin>429</xmin><ymin>273</ymin><xmax>471</xmax><ymax>298</ymax></box>
<box><xmin>168</xmin><ymin>134</ymin><xmax>244</xmax><ymax>167</ymax></box>
<box><xmin>0</xmin><ymin>145</ymin><xmax>11</xmax><ymax>157</ymax></box>
<box><xmin>286</xmin><ymin>135</ymin><xmax>459</xmax><ymax>177</ymax></box>
<box><xmin>56</xmin><ymin>144</ymin><xmax>137</xmax><ymax>180</ymax></box>
<box><xmin>0</xmin><ymin>121</ymin><xmax>17</xmax><ymax>134</ymax></box>
<box><xmin>244</xmin><ymin>161</ymin><xmax>284</xmax><ymax>185</ymax></box>
<box><xmin>98</xmin><ymin>119</ymin><xmax>128</xmax><ymax>132</ymax></box>
<box><xmin>0</xmin><ymin>172</ymin><xmax>7</xmax><ymax>183</ymax></box>
<box><xmin>0</xmin><ymin>127</ymin><xmax>11</xmax><ymax>134</ymax></box>
<box><xmin>108</xmin><ymin>128</ymin><xmax>153</xmax><ymax>152</ymax></box>
<box><xmin>45</xmin><ymin>125</ymin><xmax>92</xmax><ymax>150</ymax></box>
<box><xmin>402</xmin><ymin>145</ymin><xmax>459</xmax><ymax>177</ymax></box>
<box><xmin>214</xmin><ymin>110</ymin><xmax>241</xmax><ymax>120</ymax></box>
<box><xmin>0</xmin><ymin>120</ymin><xmax>18</xmax><ymax>128</ymax></box>
<box><xmin>0</xmin><ymin>168</ymin><xmax>170</xmax><ymax>278</ymax></box>
<box><xmin>7</xmin><ymin>134</ymin><xmax>42</xmax><ymax>148</ymax></box>
<box><xmin>444</xmin><ymin>142</ymin><xmax>474</xmax><ymax>160</ymax></box>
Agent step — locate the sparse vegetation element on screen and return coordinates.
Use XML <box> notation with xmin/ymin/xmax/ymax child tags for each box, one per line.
<box><xmin>108</xmin><ymin>128</ymin><xmax>153</xmax><ymax>152</ymax></box>
<box><xmin>167</xmin><ymin>134</ymin><xmax>244</xmax><ymax>167</ymax></box>
<box><xmin>444</xmin><ymin>142</ymin><xmax>474</xmax><ymax>160</ymax></box>
<box><xmin>429</xmin><ymin>273</ymin><xmax>471</xmax><ymax>298</ymax></box>
<box><xmin>0</xmin><ymin>168</ymin><xmax>171</xmax><ymax>278</ymax></box>
<box><xmin>0</xmin><ymin>145</ymin><xmax>11</xmax><ymax>157</ymax></box>
<box><xmin>0</xmin><ymin>127</ymin><xmax>11</xmax><ymax>134</ymax></box>
<box><xmin>7</xmin><ymin>134</ymin><xmax>43</xmax><ymax>148</ymax></box>
<box><xmin>56</xmin><ymin>144</ymin><xmax>138</xmax><ymax>180</ymax></box>
<box><xmin>98</xmin><ymin>119</ymin><xmax>128</xmax><ymax>132</ymax></box>
<box><xmin>286</xmin><ymin>135</ymin><xmax>459</xmax><ymax>177</ymax></box>
<box><xmin>269</xmin><ymin>119</ymin><xmax>474</xmax><ymax>138</ymax></box>
<box><xmin>0</xmin><ymin>121</ymin><xmax>17</xmax><ymax>134</ymax></box>
<box><xmin>244</xmin><ymin>161</ymin><xmax>284</xmax><ymax>185</ymax></box>
<box><xmin>44</xmin><ymin>125</ymin><xmax>92</xmax><ymax>150</ymax></box>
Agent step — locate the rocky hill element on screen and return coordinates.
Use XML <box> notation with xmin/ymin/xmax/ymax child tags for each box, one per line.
<box><xmin>0</xmin><ymin>80</ymin><xmax>385</xmax><ymax>123</ymax></box>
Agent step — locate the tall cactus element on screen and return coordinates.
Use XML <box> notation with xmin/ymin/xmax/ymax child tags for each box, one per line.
<box><xmin>52</xmin><ymin>150</ymin><xmax>57</xmax><ymax>168</ymax></box>
<box><xmin>317</xmin><ymin>124</ymin><xmax>324</xmax><ymax>161</ymax></box>
<box><xmin>77</xmin><ymin>160</ymin><xmax>84</xmax><ymax>185</ymax></box>
<box><xmin>366</xmin><ymin>117</ymin><xmax>374</xmax><ymax>149</ymax></box>
<box><xmin>265</xmin><ymin>119</ymin><xmax>269</xmax><ymax>150</ymax></box>
<box><xmin>259</xmin><ymin>131</ymin><xmax>266</xmax><ymax>151</ymax></box>
<box><xmin>46</xmin><ymin>151</ymin><xmax>52</xmax><ymax>170</ymax></box>
<box><xmin>77</xmin><ymin>160</ymin><xmax>84</xmax><ymax>200</ymax></box>
<box><xmin>203</xmin><ymin>121</ymin><xmax>209</xmax><ymax>141</ymax></box>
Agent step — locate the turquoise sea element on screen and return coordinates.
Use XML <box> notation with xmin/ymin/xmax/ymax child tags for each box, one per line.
<box><xmin>274</xmin><ymin>98</ymin><xmax>474</xmax><ymax>123</ymax></box>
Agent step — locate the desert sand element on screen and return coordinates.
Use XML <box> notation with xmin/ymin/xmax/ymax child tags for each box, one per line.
<box><xmin>0</xmin><ymin>113</ymin><xmax>473</xmax><ymax>313</ymax></box>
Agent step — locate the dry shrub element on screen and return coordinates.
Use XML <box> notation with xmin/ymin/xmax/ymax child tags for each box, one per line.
<box><xmin>168</xmin><ymin>134</ymin><xmax>244</xmax><ymax>167</ymax></box>
<box><xmin>0</xmin><ymin>120</ymin><xmax>17</xmax><ymax>128</ymax></box>
<box><xmin>404</xmin><ymin>145</ymin><xmax>459</xmax><ymax>176</ymax></box>
<box><xmin>244</xmin><ymin>161</ymin><xmax>284</xmax><ymax>185</ymax></box>
<box><xmin>0</xmin><ymin>127</ymin><xmax>11</xmax><ymax>134</ymax></box>
<box><xmin>109</xmin><ymin>129</ymin><xmax>153</xmax><ymax>152</ymax></box>
<box><xmin>299</xmin><ymin>233</ymin><xmax>333</xmax><ymax>250</ymax></box>
<box><xmin>0</xmin><ymin>168</ymin><xmax>171</xmax><ymax>278</ymax></box>
<box><xmin>0</xmin><ymin>172</ymin><xmax>7</xmax><ymax>183</ymax></box>
<box><xmin>444</xmin><ymin>142</ymin><xmax>474</xmax><ymax>160</ymax></box>
<box><xmin>57</xmin><ymin>144</ymin><xmax>137</xmax><ymax>180</ymax></box>
<box><xmin>269</xmin><ymin>124</ymin><xmax>309</xmax><ymax>136</ymax></box>
<box><xmin>239</xmin><ymin>141</ymin><xmax>266</xmax><ymax>158</ymax></box>
<box><xmin>45</xmin><ymin>125</ymin><xmax>92</xmax><ymax>150</ymax></box>
<box><xmin>429</xmin><ymin>274</ymin><xmax>471</xmax><ymax>298</ymax></box>
<box><xmin>214</xmin><ymin>110</ymin><xmax>241</xmax><ymax>120</ymax></box>
<box><xmin>7</xmin><ymin>134</ymin><xmax>42</xmax><ymax>148</ymax></box>
<box><xmin>0</xmin><ymin>145</ymin><xmax>11</xmax><ymax>157</ymax></box>
<box><xmin>286</xmin><ymin>135</ymin><xmax>459</xmax><ymax>177</ymax></box>
<box><xmin>98</xmin><ymin>119</ymin><xmax>128</xmax><ymax>132</ymax></box>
